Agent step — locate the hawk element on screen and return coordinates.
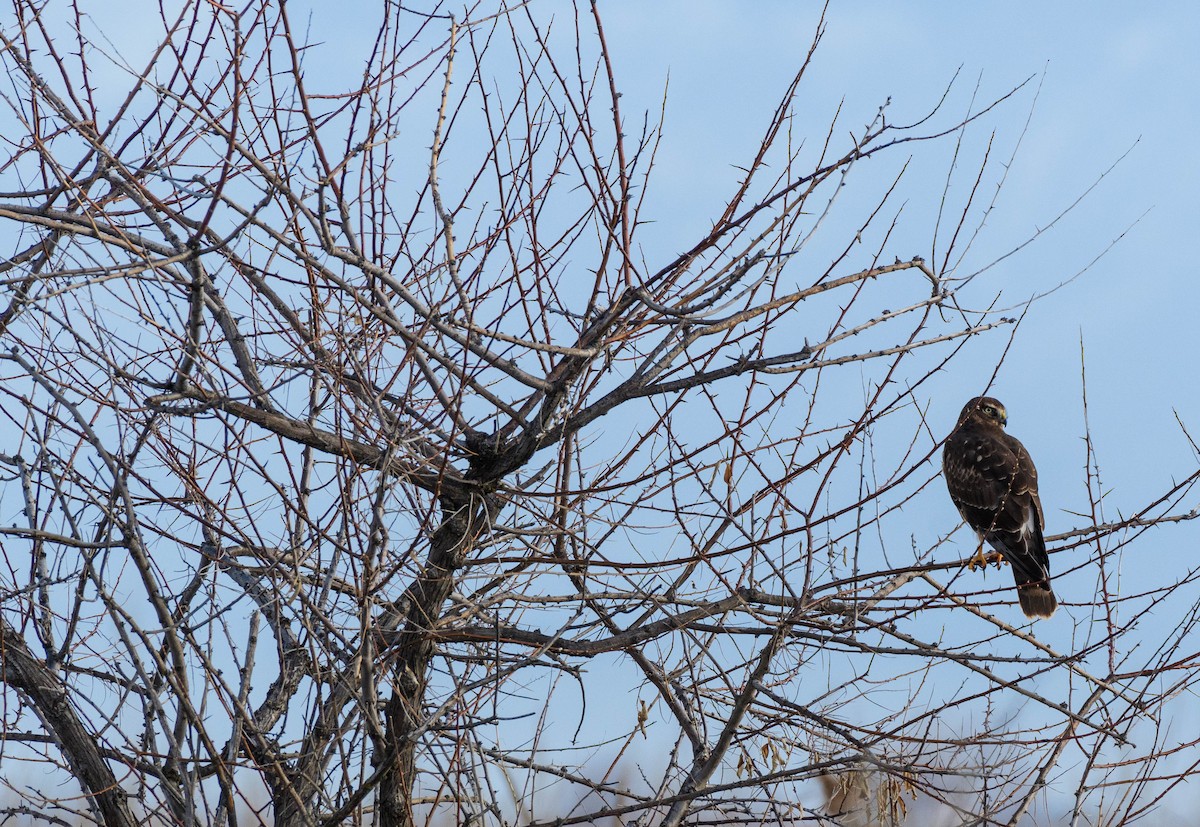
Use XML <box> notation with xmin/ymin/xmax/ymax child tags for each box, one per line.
<box><xmin>943</xmin><ymin>396</ymin><xmax>1057</xmax><ymax>618</ymax></box>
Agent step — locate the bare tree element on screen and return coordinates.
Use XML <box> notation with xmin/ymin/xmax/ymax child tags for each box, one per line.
<box><xmin>1</xmin><ymin>2</ymin><xmax>1198</xmax><ymax>826</ymax></box>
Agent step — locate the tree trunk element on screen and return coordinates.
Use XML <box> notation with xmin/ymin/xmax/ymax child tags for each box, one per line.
<box><xmin>379</xmin><ymin>493</ymin><xmax>497</xmax><ymax>826</ymax></box>
<box><xmin>0</xmin><ymin>617</ymin><xmax>139</xmax><ymax>827</ymax></box>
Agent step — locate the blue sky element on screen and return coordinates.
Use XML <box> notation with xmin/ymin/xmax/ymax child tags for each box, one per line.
<box><xmin>597</xmin><ymin>1</ymin><xmax>1200</xmax><ymax>515</ymax></box>
<box><xmin>4</xmin><ymin>1</ymin><xmax>1199</xmax><ymax>821</ymax></box>
<box><xmin>578</xmin><ymin>2</ymin><xmax>1200</xmax><ymax>816</ymax></box>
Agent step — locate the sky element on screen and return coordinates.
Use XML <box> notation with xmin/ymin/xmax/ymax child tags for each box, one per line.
<box><xmin>81</xmin><ymin>1</ymin><xmax>1193</xmax><ymax>468</ymax></box>
<box><xmin>560</xmin><ymin>1</ymin><xmax>1200</xmax><ymax>817</ymax></box>
<box><xmin>596</xmin><ymin>1</ymin><xmax>1200</xmax><ymax>523</ymax></box>
<box><xmin>5</xmin><ymin>0</ymin><xmax>1200</xmax><ymax>821</ymax></box>
<box><xmin>56</xmin><ymin>3</ymin><xmax>1199</xmax><ymax>573</ymax></box>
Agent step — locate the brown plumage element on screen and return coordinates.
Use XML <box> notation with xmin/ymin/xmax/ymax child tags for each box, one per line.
<box><xmin>943</xmin><ymin>396</ymin><xmax>1057</xmax><ymax>618</ymax></box>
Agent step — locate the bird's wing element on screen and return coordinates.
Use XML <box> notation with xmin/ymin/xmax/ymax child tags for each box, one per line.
<box><xmin>943</xmin><ymin>429</ymin><xmax>1019</xmax><ymax>513</ymax></box>
<box><xmin>991</xmin><ymin>435</ymin><xmax>1050</xmax><ymax>586</ymax></box>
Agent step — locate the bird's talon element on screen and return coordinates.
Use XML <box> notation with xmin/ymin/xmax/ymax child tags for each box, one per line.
<box><xmin>967</xmin><ymin>545</ymin><xmax>988</xmax><ymax>571</ymax></box>
<box><xmin>966</xmin><ymin>546</ymin><xmax>1007</xmax><ymax>572</ymax></box>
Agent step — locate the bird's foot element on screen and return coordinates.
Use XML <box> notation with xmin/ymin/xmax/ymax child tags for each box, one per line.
<box><xmin>967</xmin><ymin>544</ymin><xmax>987</xmax><ymax>571</ymax></box>
<box><xmin>967</xmin><ymin>547</ymin><xmax>1006</xmax><ymax>571</ymax></box>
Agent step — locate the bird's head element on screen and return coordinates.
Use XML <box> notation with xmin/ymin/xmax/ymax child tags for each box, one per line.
<box><xmin>959</xmin><ymin>396</ymin><xmax>1007</xmax><ymax>428</ymax></box>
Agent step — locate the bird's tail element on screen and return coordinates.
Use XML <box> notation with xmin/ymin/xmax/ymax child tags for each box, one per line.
<box><xmin>987</xmin><ymin>535</ymin><xmax>1056</xmax><ymax>619</ymax></box>
<box><xmin>1017</xmin><ymin>583</ymin><xmax>1057</xmax><ymax>618</ymax></box>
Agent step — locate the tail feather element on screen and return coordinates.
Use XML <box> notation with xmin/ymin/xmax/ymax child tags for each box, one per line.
<box><xmin>1017</xmin><ymin>584</ymin><xmax>1057</xmax><ymax>618</ymax></box>
<box><xmin>986</xmin><ymin>533</ymin><xmax>1056</xmax><ymax>618</ymax></box>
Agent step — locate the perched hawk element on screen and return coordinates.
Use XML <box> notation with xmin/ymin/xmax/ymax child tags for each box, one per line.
<box><xmin>943</xmin><ymin>396</ymin><xmax>1057</xmax><ymax>618</ymax></box>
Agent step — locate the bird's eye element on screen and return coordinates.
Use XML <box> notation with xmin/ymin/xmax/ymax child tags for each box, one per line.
<box><xmin>982</xmin><ymin>405</ymin><xmax>994</xmax><ymax>415</ymax></box>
